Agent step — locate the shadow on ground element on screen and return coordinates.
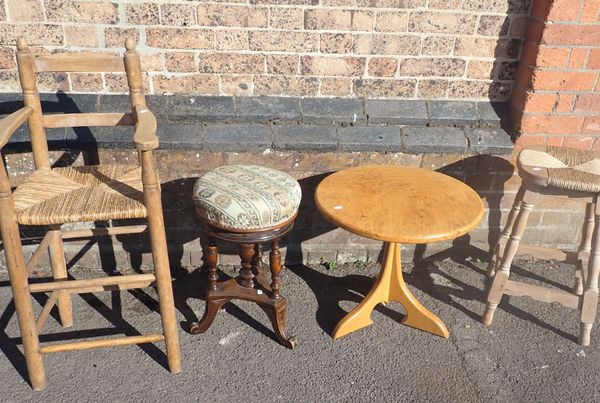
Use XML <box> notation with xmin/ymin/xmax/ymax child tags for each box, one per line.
<box><xmin>290</xmin><ymin>238</ymin><xmax>579</xmax><ymax>344</ymax></box>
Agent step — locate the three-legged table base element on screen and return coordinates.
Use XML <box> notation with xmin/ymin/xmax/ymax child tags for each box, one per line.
<box><xmin>333</xmin><ymin>242</ymin><xmax>449</xmax><ymax>339</ymax></box>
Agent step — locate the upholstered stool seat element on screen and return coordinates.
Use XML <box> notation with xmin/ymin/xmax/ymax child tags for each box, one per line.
<box><xmin>189</xmin><ymin>165</ymin><xmax>301</xmax><ymax>349</ymax></box>
<box><xmin>518</xmin><ymin>145</ymin><xmax>600</xmax><ymax>193</ymax></box>
<box><xmin>484</xmin><ymin>145</ymin><xmax>600</xmax><ymax>346</ymax></box>
<box><xmin>193</xmin><ymin>165</ymin><xmax>301</xmax><ymax>231</ymax></box>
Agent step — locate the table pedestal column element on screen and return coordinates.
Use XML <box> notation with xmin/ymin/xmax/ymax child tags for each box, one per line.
<box><xmin>332</xmin><ymin>242</ymin><xmax>449</xmax><ymax>339</ymax></box>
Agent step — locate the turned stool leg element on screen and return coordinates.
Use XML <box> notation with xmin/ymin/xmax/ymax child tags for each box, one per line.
<box><xmin>190</xmin><ymin>238</ymin><xmax>221</xmax><ymax>335</ymax></box>
<box><xmin>488</xmin><ymin>185</ymin><xmax>525</xmax><ymax>278</ymax></box>
<box><xmin>238</xmin><ymin>243</ymin><xmax>255</xmax><ymax>288</ymax></box>
<box><xmin>579</xmin><ymin>206</ymin><xmax>600</xmax><ymax>346</ymax></box>
<box><xmin>575</xmin><ymin>203</ymin><xmax>595</xmax><ymax>296</ymax></box>
<box><xmin>252</xmin><ymin>243</ymin><xmax>263</xmax><ymax>271</ymax></box>
<box><xmin>206</xmin><ymin>237</ymin><xmax>219</xmax><ymax>291</ymax></box>
<box><xmin>270</xmin><ymin>239</ymin><xmax>282</xmax><ymax>300</ymax></box>
<box><xmin>483</xmin><ymin>190</ymin><xmax>535</xmax><ymax>325</ymax></box>
<box><xmin>262</xmin><ymin>238</ymin><xmax>296</xmax><ymax>349</ymax></box>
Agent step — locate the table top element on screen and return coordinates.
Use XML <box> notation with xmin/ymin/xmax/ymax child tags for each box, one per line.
<box><xmin>315</xmin><ymin>165</ymin><xmax>484</xmax><ymax>244</ymax></box>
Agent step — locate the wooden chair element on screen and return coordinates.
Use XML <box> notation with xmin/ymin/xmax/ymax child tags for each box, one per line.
<box><xmin>484</xmin><ymin>145</ymin><xmax>600</xmax><ymax>346</ymax></box>
<box><xmin>0</xmin><ymin>38</ymin><xmax>180</xmax><ymax>391</ymax></box>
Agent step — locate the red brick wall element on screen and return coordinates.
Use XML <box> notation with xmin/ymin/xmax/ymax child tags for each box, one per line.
<box><xmin>512</xmin><ymin>0</ymin><xmax>600</xmax><ymax>149</ymax></box>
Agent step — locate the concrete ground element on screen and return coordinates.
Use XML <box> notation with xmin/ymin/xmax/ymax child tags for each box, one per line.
<box><xmin>1</xmin><ymin>247</ymin><xmax>599</xmax><ymax>402</ymax></box>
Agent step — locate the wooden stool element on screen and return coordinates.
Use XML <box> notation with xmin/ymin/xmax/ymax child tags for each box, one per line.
<box><xmin>484</xmin><ymin>145</ymin><xmax>600</xmax><ymax>346</ymax></box>
<box><xmin>188</xmin><ymin>165</ymin><xmax>302</xmax><ymax>349</ymax></box>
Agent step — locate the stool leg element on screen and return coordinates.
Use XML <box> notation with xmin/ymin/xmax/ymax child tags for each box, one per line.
<box><xmin>262</xmin><ymin>238</ymin><xmax>296</xmax><ymax>349</ymax></box>
<box><xmin>575</xmin><ymin>203</ymin><xmax>595</xmax><ymax>296</ymax></box>
<box><xmin>238</xmin><ymin>243</ymin><xmax>255</xmax><ymax>288</ymax></box>
<box><xmin>483</xmin><ymin>190</ymin><xmax>535</xmax><ymax>325</ymax></box>
<box><xmin>579</xmin><ymin>207</ymin><xmax>600</xmax><ymax>346</ymax></box>
<box><xmin>488</xmin><ymin>185</ymin><xmax>525</xmax><ymax>278</ymax></box>
<box><xmin>269</xmin><ymin>239</ymin><xmax>281</xmax><ymax>300</ymax></box>
<box><xmin>262</xmin><ymin>301</ymin><xmax>297</xmax><ymax>349</ymax></box>
<box><xmin>206</xmin><ymin>238</ymin><xmax>219</xmax><ymax>291</ymax></box>
<box><xmin>48</xmin><ymin>226</ymin><xmax>73</xmax><ymax>327</ymax></box>
<box><xmin>252</xmin><ymin>243</ymin><xmax>263</xmax><ymax>271</ymax></box>
<box><xmin>191</xmin><ymin>297</ymin><xmax>229</xmax><ymax>335</ymax></box>
<box><xmin>190</xmin><ymin>238</ymin><xmax>222</xmax><ymax>334</ymax></box>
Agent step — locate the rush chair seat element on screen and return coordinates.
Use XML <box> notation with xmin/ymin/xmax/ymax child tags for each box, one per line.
<box><xmin>0</xmin><ymin>38</ymin><xmax>180</xmax><ymax>391</ymax></box>
<box><xmin>518</xmin><ymin>146</ymin><xmax>600</xmax><ymax>192</ymax></box>
<box><xmin>13</xmin><ymin>165</ymin><xmax>146</xmax><ymax>225</ymax></box>
<box><xmin>484</xmin><ymin>144</ymin><xmax>600</xmax><ymax>346</ymax></box>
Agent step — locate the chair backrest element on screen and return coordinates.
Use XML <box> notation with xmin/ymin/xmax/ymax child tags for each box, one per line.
<box><xmin>15</xmin><ymin>37</ymin><xmax>146</xmax><ymax>170</ymax></box>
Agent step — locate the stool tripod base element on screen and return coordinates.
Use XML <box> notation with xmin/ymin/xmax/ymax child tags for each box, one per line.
<box><xmin>189</xmin><ymin>276</ymin><xmax>297</xmax><ymax>349</ymax></box>
<box><xmin>189</xmin><ymin>234</ymin><xmax>297</xmax><ymax>350</ymax></box>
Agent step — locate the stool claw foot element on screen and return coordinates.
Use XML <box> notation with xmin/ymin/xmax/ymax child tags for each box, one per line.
<box><xmin>261</xmin><ymin>303</ymin><xmax>297</xmax><ymax>349</ymax></box>
<box><xmin>281</xmin><ymin>336</ymin><xmax>298</xmax><ymax>350</ymax></box>
<box><xmin>188</xmin><ymin>321</ymin><xmax>201</xmax><ymax>335</ymax></box>
<box><xmin>191</xmin><ymin>298</ymin><xmax>227</xmax><ymax>335</ymax></box>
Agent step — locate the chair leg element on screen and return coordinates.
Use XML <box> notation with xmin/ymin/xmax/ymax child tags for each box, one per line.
<box><xmin>0</xmin><ymin>218</ymin><xmax>46</xmax><ymax>390</ymax></box>
<box><xmin>482</xmin><ymin>190</ymin><xmax>535</xmax><ymax>325</ymax></box>
<box><xmin>579</xmin><ymin>206</ymin><xmax>600</xmax><ymax>346</ymax></box>
<box><xmin>145</xmin><ymin>191</ymin><xmax>181</xmax><ymax>374</ymax></box>
<box><xmin>488</xmin><ymin>185</ymin><xmax>525</xmax><ymax>278</ymax></box>
<box><xmin>48</xmin><ymin>226</ymin><xmax>73</xmax><ymax>327</ymax></box>
<box><xmin>575</xmin><ymin>203</ymin><xmax>595</xmax><ymax>296</ymax></box>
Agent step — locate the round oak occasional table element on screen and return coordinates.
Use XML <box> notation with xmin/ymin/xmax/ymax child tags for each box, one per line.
<box><xmin>315</xmin><ymin>165</ymin><xmax>484</xmax><ymax>339</ymax></box>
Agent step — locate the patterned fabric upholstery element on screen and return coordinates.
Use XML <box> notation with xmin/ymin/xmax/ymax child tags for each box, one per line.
<box><xmin>193</xmin><ymin>165</ymin><xmax>302</xmax><ymax>231</ymax></box>
<box><xmin>518</xmin><ymin>146</ymin><xmax>600</xmax><ymax>193</ymax></box>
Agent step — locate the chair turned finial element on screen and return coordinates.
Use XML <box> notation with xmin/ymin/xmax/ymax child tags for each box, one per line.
<box><xmin>125</xmin><ymin>37</ymin><xmax>136</xmax><ymax>51</ymax></box>
<box><xmin>16</xmin><ymin>38</ymin><xmax>29</xmax><ymax>51</ymax></box>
